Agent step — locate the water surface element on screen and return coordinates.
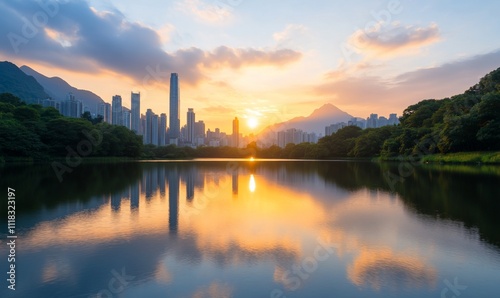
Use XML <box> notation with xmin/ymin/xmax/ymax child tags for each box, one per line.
<box><xmin>0</xmin><ymin>160</ymin><xmax>499</xmax><ymax>297</ymax></box>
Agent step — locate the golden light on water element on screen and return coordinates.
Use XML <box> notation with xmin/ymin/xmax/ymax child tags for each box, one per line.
<box><xmin>249</xmin><ymin>174</ymin><xmax>256</xmax><ymax>192</ymax></box>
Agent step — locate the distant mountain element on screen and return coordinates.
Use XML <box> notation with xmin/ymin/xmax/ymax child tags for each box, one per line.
<box><xmin>0</xmin><ymin>61</ymin><xmax>49</xmax><ymax>104</ymax></box>
<box><xmin>21</xmin><ymin>65</ymin><xmax>104</xmax><ymax>113</ymax></box>
<box><xmin>258</xmin><ymin>103</ymin><xmax>354</xmax><ymax>144</ymax></box>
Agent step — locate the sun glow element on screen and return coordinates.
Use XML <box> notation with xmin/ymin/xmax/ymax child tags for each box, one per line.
<box><xmin>247</xmin><ymin>117</ymin><xmax>258</xmax><ymax>129</ymax></box>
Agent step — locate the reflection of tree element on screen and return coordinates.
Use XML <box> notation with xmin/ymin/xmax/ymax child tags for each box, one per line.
<box><xmin>314</xmin><ymin>162</ymin><xmax>500</xmax><ymax>248</ymax></box>
<box><xmin>0</xmin><ymin>162</ymin><xmax>142</xmax><ymax>217</ymax></box>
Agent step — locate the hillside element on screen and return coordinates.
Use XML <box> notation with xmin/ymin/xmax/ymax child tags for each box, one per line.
<box><xmin>21</xmin><ymin>65</ymin><xmax>104</xmax><ymax>113</ymax></box>
<box><xmin>0</xmin><ymin>61</ymin><xmax>49</xmax><ymax>104</ymax></box>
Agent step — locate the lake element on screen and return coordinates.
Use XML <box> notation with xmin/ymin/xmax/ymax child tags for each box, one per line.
<box><xmin>1</xmin><ymin>160</ymin><xmax>499</xmax><ymax>298</ymax></box>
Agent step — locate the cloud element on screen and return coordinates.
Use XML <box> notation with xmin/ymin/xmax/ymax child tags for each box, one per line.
<box><xmin>0</xmin><ymin>0</ymin><xmax>301</xmax><ymax>86</ymax></box>
<box><xmin>177</xmin><ymin>0</ymin><xmax>234</xmax><ymax>23</ymax></box>
<box><xmin>348</xmin><ymin>22</ymin><xmax>440</xmax><ymax>57</ymax></box>
<box><xmin>315</xmin><ymin>50</ymin><xmax>500</xmax><ymax>113</ymax></box>
<box><xmin>274</xmin><ymin>24</ymin><xmax>308</xmax><ymax>45</ymax></box>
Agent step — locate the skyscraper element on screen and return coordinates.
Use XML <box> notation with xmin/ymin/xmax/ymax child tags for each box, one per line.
<box><xmin>187</xmin><ymin>108</ymin><xmax>195</xmax><ymax>145</ymax></box>
<box><xmin>169</xmin><ymin>73</ymin><xmax>180</xmax><ymax>142</ymax></box>
<box><xmin>152</xmin><ymin>113</ymin><xmax>159</xmax><ymax>146</ymax></box>
<box><xmin>160</xmin><ymin>113</ymin><xmax>167</xmax><ymax>146</ymax></box>
<box><xmin>122</xmin><ymin>107</ymin><xmax>131</xmax><ymax>129</ymax></box>
<box><xmin>131</xmin><ymin>92</ymin><xmax>141</xmax><ymax>134</ymax></box>
<box><xmin>232</xmin><ymin>117</ymin><xmax>239</xmax><ymax>148</ymax></box>
<box><xmin>112</xmin><ymin>95</ymin><xmax>122</xmax><ymax>125</ymax></box>
<box><xmin>145</xmin><ymin>109</ymin><xmax>153</xmax><ymax>144</ymax></box>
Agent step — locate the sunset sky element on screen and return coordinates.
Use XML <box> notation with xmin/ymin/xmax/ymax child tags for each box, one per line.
<box><xmin>1</xmin><ymin>0</ymin><xmax>500</xmax><ymax>133</ymax></box>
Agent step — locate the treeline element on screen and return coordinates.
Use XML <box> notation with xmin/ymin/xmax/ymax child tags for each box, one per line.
<box><xmin>1</xmin><ymin>67</ymin><xmax>500</xmax><ymax>161</ymax></box>
<box><xmin>0</xmin><ymin>93</ymin><xmax>143</xmax><ymax>161</ymax></box>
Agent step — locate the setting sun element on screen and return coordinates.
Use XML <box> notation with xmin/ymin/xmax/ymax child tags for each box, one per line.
<box><xmin>247</xmin><ymin>117</ymin><xmax>259</xmax><ymax>129</ymax></box>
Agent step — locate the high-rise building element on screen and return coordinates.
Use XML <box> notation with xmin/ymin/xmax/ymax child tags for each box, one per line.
<box><xmin>194</xmin><ymin>121</ymin><xmax>205</xmax><ymax>146</ymax></box>
<box><xmin>145</xmin><ymin>109</ymin><xmax>154</xmax><ymax>144</ymax></box>
<box><xmin>367</xmin><ymin>113</ymin><xmax>378</xmax><ymax>128</ymax></box>
<box><xmin>152</xmin><ymin>113</ymin><xmax>159</xmax><ymax>146</ymax></box>
<box><xmin>131</xmin><ymin>92</ymin><xmax>141</xmax><ymax>134</ymax></box>
<box><xmin>122</xmin><ymin>107</ymin><xmax>131</xmax><ymax>129</ymax></box>
<box><xmin>169</xmin><ymin>73</ymin><xmax>180</xmax><ymax>142</ymax></box>
<box><xmin>112</xmin><ymin>95</ymin><xmax>123</xmax><ymax>125</ymax></box>
<box><xmin>187</xmin><ymin>108</ymin><xmax>195</xmax><ymax>145</ymax></box>
<box><xmin>378</xmin><ymin>116</ymin><xmax>388</xmax><ymax>127</ymax></box>
<box><xmin>97</xmin><ymin>102</ymin><xmax>109</xmax><ymax>123</ymax></box>
<box><xmin>388</xmin><ymin>113</ymin><xmax>399</xmax><ymax>126</ymax></box>
<box><xmin>277</xmin><ymin>131</ymin><xmax>286</xmax><ymax>148</ymax></box>
<box><xmin>232</xmin><ymin>117</ymin><xmax>239</xmax><ymax>148</ymax></box>
<box><xmin>160</xmin><ymin>113</ymin><xmax>167</xmax><ymax>146</ymax></box>
<box><xmin>60</xmin><ymin>93</ymin><xmax>83</xmax><ymax>118</ymax></box>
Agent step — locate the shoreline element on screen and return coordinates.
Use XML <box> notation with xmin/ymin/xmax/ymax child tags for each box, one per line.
<box><xmin>2</xmin><ymin>152</ymin><xmax>500</xmax><ymax>165</ymax></box>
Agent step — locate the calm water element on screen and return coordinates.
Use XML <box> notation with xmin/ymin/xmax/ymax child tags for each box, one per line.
<box><xmin>1</xmin><ymin>160</ymin><xmax>499</xmax><ymax>298</ymax></box>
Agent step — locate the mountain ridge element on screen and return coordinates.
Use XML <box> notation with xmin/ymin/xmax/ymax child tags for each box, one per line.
<box><xmin>20</xmin><ymin>65</ymin><xmax>104</xmax><ymax>113</ymax></box>
<box><xmin>0</xmin><ymin>61</ymin><xmax>49</xmax><ymax>103</ymax></box>
<box><xmin>257</xmin><ymin>103</ymin><xmax>354</xmax><ymax>145</ymax></box>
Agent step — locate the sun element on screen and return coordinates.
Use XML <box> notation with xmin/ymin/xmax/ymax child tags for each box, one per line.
<box><xmin>247</xmin><ymin>117</ymin><xmax>258</xmax><ymax>129</ymax></box>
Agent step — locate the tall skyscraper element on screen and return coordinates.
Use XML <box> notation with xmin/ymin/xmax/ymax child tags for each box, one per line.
<box><xmin>187</xmin><ymin>108</ymin><xmax>195</xmax><ymax>144</ymax></box>
<box><xmin>160</xmin><ymin>113</ymin><xmax>167</xmax><ymax>146</ymax></box>
<box><xmin>169</xmin><ymin>73</ymin><xmax>180</xmax><ymax>142</ymax></box>
<box><xmin>131</xmin><ymin>92</ymin><xmax>141</xmax><ymax>134</ymax></box>
<box><xmin>112</xmin><ymin>95</ymin><xmax>122</xmax><ymax>125</ymax></box>
<box><xmin>145</xmin><ymin>109</ymin><xmax>153</xmax><ymax>144</ymax></box>
<box><xmin>152</xmin><ymin>114</ymin><xmax>159</xmax><ymax>146</ymax></box>
<box><xmin>232</xmin><ymin>117</ymin><xmax>239</xmax><ymax>148</ymax></box>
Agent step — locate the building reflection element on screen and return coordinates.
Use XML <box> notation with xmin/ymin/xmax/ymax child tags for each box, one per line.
<box><xmin>167</xmin><ymin>167</ymin><xmax>180</xmax><ymax>233</ymax></box>
<box><xmin>186</xmin><ymin>166</ymin><xmax>195</xmax><ymax>202</ymax></box>
<box><xmin>130</xmin><ymin>181</ymin><xmax>139</xmax><ymax>210</ymax></box>
<box><xmin>232</xmin><ymin>172</ymin><xmax>238</xmax><ymax>196</ymax></box>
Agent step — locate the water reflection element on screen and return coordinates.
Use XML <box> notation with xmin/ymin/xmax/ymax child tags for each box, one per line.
<box><xmin>0</xmin><ymin>161</ymin><xmax>499</xmax><ymax>298</ymax></box>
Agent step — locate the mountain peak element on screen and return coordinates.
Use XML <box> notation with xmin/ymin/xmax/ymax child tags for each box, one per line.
<box><xmin>309</xmin><ymin>103</ymin><xmax>345</xmax><ymax>118</ymax></box>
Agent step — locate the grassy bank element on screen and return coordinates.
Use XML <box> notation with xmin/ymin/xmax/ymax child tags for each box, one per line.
<box><xmin>421</xmin><ymin>152</ymin><xmax>500</xmax><ymax>164</ymax></box>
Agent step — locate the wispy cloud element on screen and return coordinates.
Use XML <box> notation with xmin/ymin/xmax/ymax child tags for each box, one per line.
<box><xmin>177</xmin><ymin>0</ymin><xmax>234</xmax><ymax>23</ymax></box>
<box><xmin>273</xmin><ymin>24</ymin><xmax>308</xmax><ymax>47</ymax></box>
<box><xmin>348</xmin><ymin>22</ymin><xmax>441</xmax><ymax>57</ymax></box>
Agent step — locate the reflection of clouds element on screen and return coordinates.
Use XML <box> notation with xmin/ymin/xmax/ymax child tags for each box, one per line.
<box><xmin>154</xmin><ymin>262</ymin><xmax>172</xmax><ymax>284</ymax></box>
<box><xmin>186</xmin><ymin>175</ymin><xmax>326</xmax><ymax>264</ymax></box>
<box><xmin>191</xmin><ymin>282</ymin><xmax>232</xmax><ymax>298</ymax></box>
<box><xmin>41</xmin><ymin>256</ymin><xmax>74</xmax><ymax>284</ymax></box>
<box><xmin>273</xmin><ymin>266</ymin><xmax>297</xmax><ymax>291</ymax></box>
<box><xmin>347</xmin><ymin>249</ymin><xmax>437</xmax><ymax>290</ymax></box>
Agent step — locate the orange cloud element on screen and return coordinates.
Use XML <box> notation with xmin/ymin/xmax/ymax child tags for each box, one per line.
<box><xmin>348</xmin><ymin>22</ymin><xmax>440</xmax><ymax>57</ymax></box>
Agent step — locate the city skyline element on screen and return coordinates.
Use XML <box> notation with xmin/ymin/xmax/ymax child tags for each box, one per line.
<box><xmin>2</xmin><ymin>1</ymin><xmax>500</xmax><ymax>134</ymax></box>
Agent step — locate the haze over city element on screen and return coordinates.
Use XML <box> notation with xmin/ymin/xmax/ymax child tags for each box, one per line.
<box><xmin>1</xmin><ymin>0</ymin><xmax>500</xmax><ymax>134</ymax></box>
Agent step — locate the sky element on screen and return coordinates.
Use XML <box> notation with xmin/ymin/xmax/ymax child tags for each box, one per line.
<box><xmin>1</xmin><ymin>0</ymin><xmax>500</xmax><ymax>134</ymax></box>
